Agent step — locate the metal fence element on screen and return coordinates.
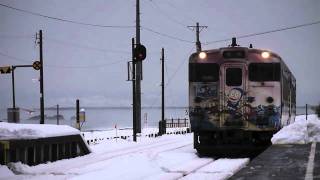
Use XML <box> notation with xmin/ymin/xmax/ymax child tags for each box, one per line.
<box><xmin>296</xmin><ymin>105</ymin><xmax>317</xmax><ymax>115</ymax></box>
<box><xmin>165</xmin><ymin>118</ymin><xmax>189</xmax><ymax>128</ymax></box>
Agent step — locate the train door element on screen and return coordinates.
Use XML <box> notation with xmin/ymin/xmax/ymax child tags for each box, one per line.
<box><xmin>221</xmin><ymin>63</ymin><xmax>247</xmax><ymax>127</ymax></box>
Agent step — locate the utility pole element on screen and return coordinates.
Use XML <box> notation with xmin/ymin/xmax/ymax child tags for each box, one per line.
<box><xmin>76</xmin><ymin>99</ymin><xmax>80</xmax><ymax>130</ymax></box>
<box><xmin>160</xmin><ymin>48</ymin><xmax>166</xmax><ymax>135</ymax></box>
<box><xmin>188</xmin><ymin>22</ymin><xmax>207</xmax><ymax>52</ymax></box>
<box><xmin>132</xmin><ymin>38</ymin><xmax>137</xmax><ymax>142</ymax></box>
<box><xmin>11</xmin><ymin>67</ymin><xmax>16</xmax><ymax>109</ymax></box>
<box><xmin>37</xmin><ymin>30</ymin><xmax>45</xmax><ymax>124</ymax></box>
<box><xmin>161</xmin><ymin>48</ymin><xmax>165</xmax><ymax>125</ymax></box>
<box><xmin>57</xmin><ymin>104</ymin><xmax>59</xmax><ymax>125</ymax></box>
<box><xmin>135</xmin><ymin>0</ymin><xmax>142</xmax><ymax>133</ymax></box>
<box><xmin>11</xmin><ymin>66</ymin><xmax>17</xmax><ymax>123</ymax></box>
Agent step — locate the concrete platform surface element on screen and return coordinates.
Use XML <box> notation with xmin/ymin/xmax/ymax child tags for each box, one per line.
<box><xmin>230</xmin><ymin>143</ymin><xmax>319</xmax><ymax>180</ymax></box>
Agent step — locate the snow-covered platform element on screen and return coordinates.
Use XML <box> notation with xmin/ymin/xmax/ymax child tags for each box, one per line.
<box><xmin>230</xmin><ymin>142</ymin><xmax>320</xmax><ymax>179</ymax></box>
<box><xmin>0</xmin><ymin>122</ymin><xmax>90</xmax><ymax>166</ymax></box>
<box><xmin>231</xmin><ymin>114</ymin><xmax>320</xmax><ymax>180</ymax></box>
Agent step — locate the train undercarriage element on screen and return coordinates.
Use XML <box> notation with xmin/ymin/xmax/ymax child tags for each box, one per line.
<box><xmin>193</xmin><ymin>129</ymin><xmax>276</xmax><ymax>158</ymax></box>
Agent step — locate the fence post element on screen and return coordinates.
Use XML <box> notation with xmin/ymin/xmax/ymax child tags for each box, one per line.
<box><xmin>178</xmin><ymin>118</ymin><xmax>180</xmax><ymax>127</ymax></box>
<box><xmin>163</xmin><ymin>120</ymin><xmax>166</xmax><ymax>134</ymax></box>
<box><xmin>171</xmin><ymin>118</ymin><xmax>173</xmax><ymax>128</ymax></box>
<box><xmin>158</xmin><ymin>121</ymin><xmax>162</xmax><ymax>136</ymax></box>
<box><xmin>306</xmin><ymin>104</ymin><xmax>308</xmax><ymax>121</ymax></box>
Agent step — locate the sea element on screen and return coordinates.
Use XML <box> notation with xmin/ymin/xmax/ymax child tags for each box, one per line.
<box><xmin>0</xmin><ymin>107</ymin><xmax>189</xmax><ymax>131</ymax></box>
<box><xmin>0</xmin><ymin>106</ymin><xmax>315</xmax><ymax>131</ymax></box>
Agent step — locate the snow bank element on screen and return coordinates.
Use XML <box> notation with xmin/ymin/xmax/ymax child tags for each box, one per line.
<box><xmin>0</xmin><ymin>122</ymin><xmax>80</xmax><ymax>140</ymax></box>
<box><xmin>0</xmin><ymin>165</ymin><xmax>15</xmax><ymax>179</ymax></box>
<box><xmin>272</xmin><ymin>115</ymin><xmax>320</xmax><ymax>144</ymax></box>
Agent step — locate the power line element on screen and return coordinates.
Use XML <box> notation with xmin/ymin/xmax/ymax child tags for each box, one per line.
<box><xmin>147</xmin><ymin>0</ymin><xmax>188</xmax><ymax>28</ymax></box>
<box><xmin>0</xmin><ymin>51</ymin><xmax>32</xmax><ymax>63</ymax></box>
<box><xmin>141</xmin><ymin>26</ymin><xmax>194</xmax><ymax>43</ymax></box>
<box><xmin>44</xmin><ymin>61</ymin><xmax>122</xmax><ymax>69</ymax></box>
<box><xmin>148</xmin><ymin>46</ymin><xmax>194</xmax><ymax>108</ymax></box>
<box><xmin>1</xmin><ymin>3</ymin><xmax>194</xmax><ymax>44</ymax></box>
<box><xmin>166</xmin><ymin>46</ymin><xmax>194</xmax><ymax>86</ymax></box>
<box><xmin>0</xmin><ymin>3</ymin><xmax>134</xmax><ymax>29</ymax></box>
<box><xmin>162</xmin><ymin>0</ymin><xmax>197</xmax><ymax>23</ymax></box>
<box><xmin>0</xmin><ymin>51</ymin><xmax>122</xmax><ymax>69</ymax></box>
<box><xmin>45</xmin><ymin>38</ymin><xmax>131</xmax><ymax>54</ymax></box>
<box><xmin>204</xmin><ymin>20</ymin><xmax>320</xmax><ymax>45</ymax></box>
<box><xmin>0</xmin><ymin>34</ymin><xmax>33</xmax><ymax>40</ymax></box>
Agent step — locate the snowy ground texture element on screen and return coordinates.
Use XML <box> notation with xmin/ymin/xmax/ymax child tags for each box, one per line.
<box><xmin>0</xmin><ymin>133</ymin><xmax>248</xmax><ymax>180</ymax></box>
<box><xmin>1</xmin><ymin>115</ymin><xmax>319</xmax><ymax>180</ymax></box>
<box><xmin>272</xmin><ymin>114</ymin><xmax>320</xmax><ymax>144</ymax></box>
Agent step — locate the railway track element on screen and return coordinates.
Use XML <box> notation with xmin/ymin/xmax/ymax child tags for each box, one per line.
<box><xmin>11</xmin><ymin>136</ymin><xmax>193</xmax><ymax>176</ymax></box>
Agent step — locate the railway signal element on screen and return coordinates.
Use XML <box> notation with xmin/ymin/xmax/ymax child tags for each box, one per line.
<box><xmin>0</xmin><ymin>66</ymin><xmax>11</xmax><ymax>74</ymax></box>
<box><xmin>134</xmin><ymin>44</ymin><xmax>146</xmax><ymax>62</ymax></box>
<box><xmin>32</xmin><ymin>61</ymin><xmax>41</xmax><ymax>70</ymax></box>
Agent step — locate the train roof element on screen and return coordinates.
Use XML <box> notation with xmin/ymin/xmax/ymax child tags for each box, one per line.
<box><xmin>189</xmin><ymin>46</ymin><xmax>296</xmax><ymax>81</ymax></box>
<box><xmin>189</xmin><ymin>46</ymin><xmax>282</xmax><ymax>62</ymax></box>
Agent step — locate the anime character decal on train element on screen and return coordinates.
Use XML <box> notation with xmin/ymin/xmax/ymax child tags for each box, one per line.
<box><xmin>223</xmin><ymin>87</ymin><xmax>281</xmax><ymax>129</ymax></box>
<box><xmin>225</xmin><ymin>87</ymin><xmax>244</xmax><ymax>119</ymax></box>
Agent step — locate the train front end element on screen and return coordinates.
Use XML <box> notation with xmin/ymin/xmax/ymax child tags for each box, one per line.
<box><xmin>189</xmin><ymin>45</ymin><xmax>284</xmax><ymax>156</ymax></box>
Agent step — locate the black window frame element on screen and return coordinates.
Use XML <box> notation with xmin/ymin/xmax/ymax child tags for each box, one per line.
<box><xmin>189</xmin><ymin>63</ymin><xmax>220</xmax><ymax>82</ymax></box>
<box><xmin>249</xmin><ymin>63</ymin><xmax>281</xmax><ymax>82</ymax></box>
<box><xmin>226</xmin><ymin>67</ymin><xmax>242</xmax><ymax>86</ymax></box>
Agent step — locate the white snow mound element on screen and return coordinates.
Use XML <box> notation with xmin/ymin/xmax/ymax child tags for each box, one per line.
<box><xmin>0</xmin><ymin>165</ymin><xmax>15</xmax><ymax>178</ymax></box>
<box><xmin>0</xmin><ymin>122</ymin><xmax>80</xmax><ymax>140</ymax></box>
<box><xmin>272</xmin><ymin>115</ymin><xmax>320</xmax><ymax>144</ymax></box>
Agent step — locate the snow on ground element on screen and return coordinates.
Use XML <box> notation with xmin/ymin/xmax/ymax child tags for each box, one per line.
<box><xmin>0</xmin><ymin>165</ymin><xmax>15</xmax><ymax>179</ymax></box>
<box><xmin>2</xmin><ymin>133</ymin><xmax>249</xmax><ymax>180</ymax></box>
<box><xmin>0</xmin><ymin>122</ymin><xmax>79</xmax><ymax>140</ymax></box>
<box><xmin>181</xmin><ymin>158</ymin><xmax>249</xmax><ymax>180</ymax></box>
<box><xmin>2</xmin><ymin>115</ymin><xmax>319</xmax><ymax>179</ymax></box>
<box><xmin>272</xmin><ymin>114</ymin><xmax>320</xmax><ymax>144</ymax></box>
<box><xmin>82</xmin><ymin>127</ymin><xmax>189</xmax><ymax>145</ymax></box>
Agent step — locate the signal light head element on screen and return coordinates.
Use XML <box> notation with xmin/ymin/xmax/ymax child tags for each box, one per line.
<box><xmin>199</xmin><ymin>52</ymin><xmax>207</xmax><ymax>59</ymax></box>
<box><xmin>134</xmin><ymin>44</ymin><xmax>147</xmax><ymax>62</ymax></box>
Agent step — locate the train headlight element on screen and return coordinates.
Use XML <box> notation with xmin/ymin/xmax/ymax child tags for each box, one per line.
<box><xmin>266</xmin><ymin>96</ymin><xmax>274</xmax><ymax>103</ymax></box>
<box><xmin>261</xmin><ymin>51</ymin><xmax>270</xmax><ymax>59</ymax></box>
<box><xmin>199</xmin><ymin>52</ymin><xmax>207</xmax><ymax>59</ymax></box>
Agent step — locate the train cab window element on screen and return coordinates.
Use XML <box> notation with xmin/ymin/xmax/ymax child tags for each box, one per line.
<box><xmin>249</xmin><ymin>63</ymin><xmax>280</xmax><ymax>81</ymax></box>
<box><xmin>226</xmin><ymin>68</ymin><xmax>242</xmax><ymax>86</ymax></box>
<box><xmin>189</xmin><ymin>63</ymin><xmax>219</xmax><ymax>82</ymax></box>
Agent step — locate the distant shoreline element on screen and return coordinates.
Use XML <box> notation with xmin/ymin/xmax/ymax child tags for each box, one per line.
<box><xmin>44</xmin><ymin>106</ymin><xmax>188</xmax><ymax>110</ymax></box>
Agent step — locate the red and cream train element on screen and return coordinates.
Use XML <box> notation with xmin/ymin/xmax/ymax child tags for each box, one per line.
<box><xmin>189</xmin><ymin>38</ymin><xmax>296</xmax><ymax>156</ymax></box>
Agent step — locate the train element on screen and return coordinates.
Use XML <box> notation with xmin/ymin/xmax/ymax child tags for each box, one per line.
<box><xmin>188</xmin><ymin>38</ymin><xmax>296</xmax><ymax>156</ymax></box>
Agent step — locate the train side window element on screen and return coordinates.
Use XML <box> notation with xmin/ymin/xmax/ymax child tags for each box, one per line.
<box><xmin>249</xmin><ymin>63</ymin><xmax>280</xmax><ymax>81</ymax></box>
<box><xmin>189</xmin><ymin>63</ymin><xmax>219</xmax><ymax>82</ymax></box>
<box><xmin>226</xmin><ymin>68</ymin><xmax>242</xmax><ymax>86</ymax></box>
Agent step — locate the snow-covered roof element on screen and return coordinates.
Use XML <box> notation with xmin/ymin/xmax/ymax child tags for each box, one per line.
<box><xmin>0</xmin><ymin>122</ymin><xmax>80</xmax><ymax>140</ymax></box>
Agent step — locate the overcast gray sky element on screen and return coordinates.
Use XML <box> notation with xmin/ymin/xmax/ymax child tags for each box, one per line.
<box><xmin>0</xmin><ymin>0</ymin><xmax>319</xmax><ymax>110</ymax></box>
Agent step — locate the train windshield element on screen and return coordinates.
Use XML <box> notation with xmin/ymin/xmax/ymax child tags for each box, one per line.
<box><xmin>226</xmin><ymin>68</ymin><xmax>242</xmax><ymax>86</ymax></box>
<box><xmin>249</xmin><ymin>63</ymin><xmax>280</xmax><ymax>81</ymax></box>
<box><xmin>189</xmin><ymin>63</ymin><xmax>219</xmax><ymax>82</ymax></box>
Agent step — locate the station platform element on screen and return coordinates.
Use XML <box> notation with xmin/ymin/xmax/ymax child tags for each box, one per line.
<box><xmin>230</xmin><ymin>142</ymin><xmax>319</xmax><ymax>180</ymax></box>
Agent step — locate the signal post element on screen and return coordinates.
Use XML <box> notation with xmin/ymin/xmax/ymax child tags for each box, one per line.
<box><xmin>0</xmin><ymin>61</ymin><xmax>42</xmax><ymax>123</ymax></box>
<box><xmin>128</xmin><ymin>38</ymin><xmax>146</xmax><ymax>142</ymax></box>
